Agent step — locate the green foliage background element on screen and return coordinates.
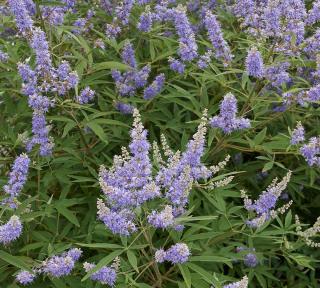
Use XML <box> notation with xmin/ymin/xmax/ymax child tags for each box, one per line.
<box><xmin>0</xmin><ymin>1</ymin><xmax>319</xmax><ymax>287</ymax></box>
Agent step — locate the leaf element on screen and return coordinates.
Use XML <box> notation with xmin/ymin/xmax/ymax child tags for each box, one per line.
<box><xmin>177</xmin><ymin>216</ymin><xmax>217</xmax><ymax>223</ymax></box>
<box><xmin>186</xmin><ymin>263</ymin><xmax>217</xmax><ymax>285</ymax></box>
<box><xmin>0</xmin><ymin>250</ymin><xmax>32</xmax><ymax>272</ymax></box>
<box><xmin>82</xmin><ymin>250</ymin><xmax>124</xmax><ymax>281</ymax></box>
<box><xmin>76</xmin><ymin>243</ymin><xmax>123</xmax><ymax>249</ymax></box>
<box><xmin>262</xmin><ymin>162</ymin><xmax>274</xmax><ymax>172</ymax></box>
<box><xmin>254</xmin><ymin>128</ymin><xmax>267</xmax><ymax>145</ymax></box>
<box><xmin>55</xmin><ymin>204</ymin><xmax>80</xmax><ymax>227</ymax></box>
<box><xmin>178</xmin><ymin>264</ymin><xmax>192</xmax><ymax>288</ymax></box>
<box><xmin>62</xmin><ymin>121</ymin><xmax>77</xmax><ymax>138</ymax></box>
<box><xmin>190</xmin><ymin>256</ymin><xmax>232</xmax><ymax>268</ymax></box>
<box><xmin>86</xmin><ymin>121</ymin><xmax>108</xmax><ymax>144</ymax></box>
<box><xmin>51</xmin><ymin>278</ymin><xmax>68</xmax><ymax>288</ymax></box>
<box><xmin>127</xmin><ymin>250</ymin><xmax>138</xmax><ymax>272</ymax></box>
<box><xmin>92</xmin><ymin>61</ymin><xmax>129</xmax><ymax>72</ymax></box>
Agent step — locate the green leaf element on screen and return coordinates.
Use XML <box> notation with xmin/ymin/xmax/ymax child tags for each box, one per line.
<box><xmin>254</xmin><ymin>127</ymin><xmax>267</xmax><ymax>145</ymax></box>
<box><xmin>62</xmin><ymin>121</ymin><xmax>77</xmax><ymax>138</ymax></box>
<box><xmin>55</xmin><ymin>204</ymin><xmax>80</xmax><ymax>227</ymax></box>
<box><xmin>178</xmin><ymin>264</ymin><xmax>192</xmax><ymax>288</ymax></box>
<box><xmin>86</xmin><ymin>120</ymin><xmax>108</xmax><ymax>144</ymax></box>
<box><xmin>190</xmin><ymin>256</ymin><xmax>232</xmax><ymax>268</ymax></box>
<box><xmin>92</xmin><ymin>61</ymin><xmax>129</xmax><ymax>72</ymax></box>
<box><xmin>262</xmin><ymin>162</ymin><xmax>274</xmax><ymax>172</ymax></box>
<box><xmin>51</xmin><ymin>278</ymin><xmax>68</xmax><ymax>288</ymax></box>
<box><xmin>177</xmin><ymin>216</ymin><xmax>218</xmax><ymax>223</ymax></box>
<box><xmin>76</xmin><ymin>243</ymin><xmax>123</xmax><ymax>249</ymax></box>
<box><xmin>127</xmin><ymin>250</ymin><xmax>138</xmax><ymax>272</ymax></box>
<box><xmin>186</xmin><ymin>263</ymin><xmax>218</xmax><ymax>285</ymax></box>
<box><xmin>0</xmin><ymin>250</ymin><xmax>32</xmax><ymax>272</ymax></box>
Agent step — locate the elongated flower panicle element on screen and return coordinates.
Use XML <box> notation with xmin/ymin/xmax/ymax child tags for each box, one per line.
<box><xmin>137</xmin><ymin>6</ymin><xmax>154</xmax><ymax>32</ymax></box>
<box><xmin>222</xmin><ymin>276</ymin><xmax>249</xmax><ymax>288</ymax></box>
<box><xmin>156</xmin><ymin>111</ymin><xmax>211</xmax><ymax>208</ymax></box>
<box><xmin>30</xmin><ymin>28</ymin><xmax>53</xmax><ymax>76</ymax></box>
<box><xmin>291</xmin><ymin>122</ymin><xmax>305</xmax><ymax>145</ymax></box>
<box><xmin>41</xmin><ymin>248</ymin><xmax>82</xmax><ymax>278</ymax></box>
<box><xmin>83</xmin><ymin>261</ymin><xmax>117</xmax><ymax>286</ymax></box>
<box><xmin>246</xmin><ymin>47</ymin><xmax>264</xmax><ymax>78</ymax></box>
<box><xmin>169</xmin><ymin>5</ymin><xmax>198</xmax><ymax>62</ymax></box>
<box><xmin>209</xmin><ymin>93</ymin><xmax>250</xmax><ymax>134</ymax></box>
<box><xmin>306</xmin><ymin>0</ymin><xmax>320</xmax><ymax>25</ymax></box>
<box><xmin>8</xmin><ymin>0</ymin><xmax>34</xmax><ymax>33</ymax></box>
<box><xmin>122</xmin><ymin>41</ymin><xmax>137</xmax><ymax>68</ymax></box>
<box><xmin>241</xmin><ymin>171</ymin><xmax>292</xmax><ymax>228</ymax></box>
<box><xmin>3</xmin><ymin>153</ymin><xmax>30</xmax><ymax>198</ymax></box>
<box><xmin>16</xmin><ymin>270</ymin><xmax>36</xmax><ymax>285</ymax></box>
<box><xmin>155</xmin><ymin>243</ymin><xmax>190</xmax><ymax>264</ymax></box>
<box><xmin>97</xmin><ymin>109</ymin><xmax>159</xmax><ymax>235</ymax></box>
<box><xmin>204</xmin><ymin>11</ymin><xmax>232</xmax><ymax>65</ymax></box>
<box><xmin>295</xmin><ymin>215</ymin><xmax>320</xmax><ymax>248</ymax></box>
<box><xmin>300</xmin><ymin>137</ymin><xmax>320</xmax><ymax>167</ymax></box>
<box><xmin>0</xmin><ymin>215</ymin><xmax>23</xmax><ymax>244</ymax></box>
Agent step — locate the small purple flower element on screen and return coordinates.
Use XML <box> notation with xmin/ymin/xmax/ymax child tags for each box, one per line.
<box><xmin>306</xmin><ymin>0</ymin><xmax>320</xmax><ymax>26</ymax></box>
<box><xmin>115</xmin><ymin>102</ymin><xmax>134</xmax><ymax>114</ymax></box>
<box><xmin>42</xmin><ymin>248</ymin><xmax>82</xmax><ymax>278</ymax></box>
<box><xmin>83</xmin><ymin>262</ymin><xmax>117</xmax><ymax>286</ymax></box>
<box><xmin>209</xmin><ymin>93</ymin><xmax>250</xmax><ymax>134</ymax></box>
<box><xmin>300</xmin><ymin>137</ymin><xmax>320</xmax><ymax>167</ymax></box>
<box><xmin>265</xmin><ymin>62</ymin><xmax>291</xmax><ymax>87</ymax></box>
<box><xmin>0</xmin><ymin>50</ymin><xmax>9</xmax><ymax>62</ymax></box>
<box><xmin>0</xmin><ymin>215</ymin><xmax>23</xmax><ymax>244</ymax></box>
<box><xmin>143</xmin><ymin>73</ymin><xmax>165</xmax><ymax>100</ymax></box>
<box><xmin>121</xmin><ymin>42</ymin><xmax>137</xmax><ymax>69</ymax></box>
<box><xmin>8</xmin><ymin>0</ymin><xmax>34</xmax><ymax>33</ymax></box>
<box><xmin>169</xmin><ymin>57</ymin><xmax>185</xmax><ymax>74</ymax></box>
<box><xmin>291</xmin><ymin>122</ymin><xmax>305</xmax><ymax>145</ymax></box>
<box><xmin>244</xmin><ymin>253</ymin><xmax>258</xmax><ymax>267</ymax></box>
<box><xmin>223</xmin><ymin>276</ymin><xmax>249</xmax><ymax>288</ymax></box>
<box><xmin>155</xmin><ymin>243</ymin><xmax>190</xmax><ymax>264</ymax></box>
<box><xmin>77</xmin><ymin>87</ymin><xmax>95</xmax><ymax>104</ymax></box>
<box><xmin>16</xmin><ymin>270</ymin><xmax>36</xmax><ymax>285</ymax></box>
<box><xmin>3</xmin><ymin>153</ymin><xmax>30</xmax><ymax>198</ymax></box>
<box><xmin>245</xmin><ymin>47</ymin><xmax>264</xmax><ymax>78</ymax></box>
<box><xmin>307</xmin><ymin>84</ymin><xmax>320</xmax><ymax>102</ymax></box>
<box><xmin>148</xmin><ymin>205</ymin><xmax>175</xmax><ymax>229</ymax></box>
<box><xmin>204</xmin><ymin>11</ymin><xmax>232</xmax><ymax>65</ymax></box>
<box><xmin>197</xmin><ymin>50</ymin><xmax>213</xmax><ymax>69</ymax></box>
<box><xmin>137</xmin><ymin>7</ymin><xmax>154</xmax><ymax>32</ymax></box>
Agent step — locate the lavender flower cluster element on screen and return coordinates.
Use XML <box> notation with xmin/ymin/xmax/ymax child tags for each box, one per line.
<box><xmin>210</xmin><ymin>93</ymin><xmax>251</xmax><ymax>134</ymax></box>
<box><xmin>15</xmin><ymin>248</ymin><xmax>82</xmax><ymax>285</ymax></box>
<box><xmin>241</xmin><ymin>171</ymin><xmax>293</xmax><ymax>228</ymax></box>
<box><xmin>97</xmin><ymin>107</ymin><xmax>234</xmax><ymax>270</ymax></box>
<box><xmin>112</xmin><ymin>41</ymin><xmax>165</xmax><ymax>111</ymax></box>
<box><xmin>8</xmin><ymin>0</ymin><xmax>87</xmax><ymax>157</ymax></box>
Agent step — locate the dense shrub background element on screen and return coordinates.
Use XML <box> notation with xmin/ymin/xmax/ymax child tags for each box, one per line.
<box><xmin>0</xmin><ymin>0</ymin><xmax>319</xmax><ymax>287</ymax></box>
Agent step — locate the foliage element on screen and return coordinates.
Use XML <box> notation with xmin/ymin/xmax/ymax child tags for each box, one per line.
<box><xmin>0</xmin><ymin>0</ymin><xmax>319</xmax><ymax>287</ymax></box>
